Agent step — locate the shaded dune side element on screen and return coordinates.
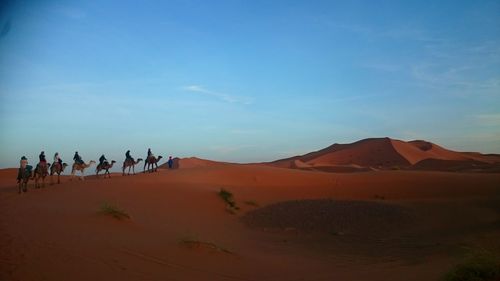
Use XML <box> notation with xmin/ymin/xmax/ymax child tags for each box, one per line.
<box><xmin>241</xmin><ymin>199</ymin><xmax>415</xmax><ymax>237</ymax></box>
<box><xmin>412</xmin><ymin>158</ymin><xmax>500</xmax><ymax>172</ymax></box>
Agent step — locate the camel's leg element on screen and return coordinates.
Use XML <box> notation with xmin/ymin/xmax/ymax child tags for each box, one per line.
<box><xmin>57</xmin><ymin>173</ymin><xmax>61</xmax><ymax>184</ymax></box>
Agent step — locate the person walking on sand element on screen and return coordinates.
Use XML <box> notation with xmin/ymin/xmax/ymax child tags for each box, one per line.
<box><xmin>17</xmin><ymin>156</ymin><xmax>28</xmax><ymax>183</ymax></box>
<box><xmin>167</xmin><ymin>156</ymin><xmax>173</xmax><ymax>169</ymax></box>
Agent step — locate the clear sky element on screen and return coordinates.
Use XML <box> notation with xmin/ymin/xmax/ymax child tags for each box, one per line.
<box><xmin>1</xmin><ymin>0</ymin><xmax>499</xmax><ymax>168</ymax></box>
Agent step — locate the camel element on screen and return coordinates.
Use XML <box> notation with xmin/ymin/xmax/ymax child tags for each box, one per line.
<box><xmin>71</xmin><ymin>160</ymin><xmax>96</xmax><ymax>180</ymax></box>
<box><xmin>33</xmin><ymin>162</ymin><xmax>50</xmax><ymax>188</ymax></box>
<box><xmin>96</xmin><ymin>160</ymin><xmax>116</xmax><ymax>178</ymax></box>
<box><xmin>144</xmin><ymin>155</ymin><xmax>163</xmax><ymax>173</ymax></box>
<box><xmin>122</xmin><ymin>158</ymin><xmax>143</xmax><ymax>175</ymax></box>
<box><xmin>18</xmin><ymin>166</ymin><xmax>33</xmax><ymax>193</ymax></box>
<box><xmin>50</xmin><ymin>162</ymin><xmax>68</xmax><ymax>184</ymax></box>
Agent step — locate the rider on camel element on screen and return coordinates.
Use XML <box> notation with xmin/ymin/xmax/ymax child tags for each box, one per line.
<box><xmin>147</xmin><ymin>148</ymin><xmax>154</xmax><ymax>161</ymax></box>
<box><xmin>99</xmin><ymin>154</ymin><xmax>107</xmax><ymax>169</ymax></box>
<box><xmin>73</xmin><ymin>152</ymin><xmax>84</xmax><ymax>165</ymax></box>
<box><xmin>54</xmin><ymin>152</ymin><xmax>63</xmax><ymax>169</ymax></box>
<box><xmin>125</xmin><ymin>150</ymin><xmax>134</xmax><ymax>162</ymax></box>
<box><xmin>39</xmin><ymin>151</ymin><xmax>48</xmax><ymax>170</ymax></box>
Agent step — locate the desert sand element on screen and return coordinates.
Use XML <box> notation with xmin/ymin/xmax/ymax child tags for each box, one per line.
<box><xmin>1</xmin><ymin>138</ymin><xmax>500</xmax><ymax>281</ymax></box>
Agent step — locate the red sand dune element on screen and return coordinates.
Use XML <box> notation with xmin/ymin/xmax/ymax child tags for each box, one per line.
<box><xmin>268</xmin><ymin>137</ymin><xmax>500</xmax><ymax>172</ymax></box>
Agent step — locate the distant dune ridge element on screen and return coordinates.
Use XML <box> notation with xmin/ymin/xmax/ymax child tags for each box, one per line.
<box><xmin>160</xmin><ymin>137</ymin><xmax>500</xmax><ymax>172</ymax></box>
<box><xmin>267</xmin><ymin>137</ymin><xmax>500</xmax><ymax>172</ymax></box>
<box><xmin>160</xmin><ymin>157</ymin><xmax>229</xmax><ymax>169</ymax></box>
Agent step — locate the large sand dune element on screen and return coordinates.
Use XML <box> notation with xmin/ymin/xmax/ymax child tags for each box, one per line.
<box><xmin>269</xmin><ymin>137</ymin><xmax>500</xmax><ymax>172</ymax></box>
<box><xmin>1</xmin><ymin>163</ymin><xmax>500</xmax><ymax>281</ymax></box>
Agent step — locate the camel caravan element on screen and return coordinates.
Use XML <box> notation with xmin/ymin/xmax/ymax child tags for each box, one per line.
<box><xmin>16</xmin><ymin>148</ymin><xmax>174</xmax><ymax>194</ymax></box>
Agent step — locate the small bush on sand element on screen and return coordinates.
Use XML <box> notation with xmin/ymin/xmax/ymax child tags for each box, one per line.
<box><xmin>443</xmin><ymin>251</ymin><xmax>500</xmax><ymax>281</ymax></box>
<box><xmin>244</xmin><ymin>200</ymin><xmax>259</xmax><ymax>207</ymax></box>
<box><xmin>218</xmin><ymin>188</ymin><xmax>239</xmax><ymax>213</ymax></box>
<box><xmin>179</xmin><ymin>237</ymin><xmax>233</xmax><ymax>254</ymax></box>
<box><xmin>99</xmin><ymin>202</ymin><xmax>130</xmax><ymax>220</ymax></box>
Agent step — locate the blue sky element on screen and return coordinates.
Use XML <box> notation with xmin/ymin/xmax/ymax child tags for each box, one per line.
<box><xmin>1</xmin><ymin>0</ymin><xmax>499</xmax><ymax>168</ymax></box>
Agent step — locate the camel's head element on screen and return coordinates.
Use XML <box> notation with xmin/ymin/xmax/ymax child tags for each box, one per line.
<box><xmin>111</xmin><ymin>160</ymin><xmax>116</xmax><ymax>164</ymax></box>
<box><xmin>137</xmin><ymin>158</ymin><xmax>143</xmax><ymax>162</ymax></box>
<box><xmin>89</xmin><ymin>160</ymin><xmax>96</xmax><ymax>165</ymax></box>
<box><xmin>157</xmin><ymin>156</ymin><xmax>163</xmax><ymax>161</ymax></box>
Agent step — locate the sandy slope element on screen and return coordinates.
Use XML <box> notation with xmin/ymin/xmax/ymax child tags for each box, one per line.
<box><xmin>269</xmin><ymin>137</ymin><xmax>500</xmax><ymax>171</ymax></box>
<box><xmin>1</xmin><ymin>165</ymin><xmax>500</xmax><ymax>281</ymax></box>
<box><xmin>166</xmin><ymin>157</ymin><xmax>230</xmax><ymax>169</ymax></box>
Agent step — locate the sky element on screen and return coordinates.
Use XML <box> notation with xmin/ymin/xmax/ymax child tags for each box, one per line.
<box><xmin>0</xmin><ymin>0</ymin><xmax>499</xmax><ymax>169</ymax></box>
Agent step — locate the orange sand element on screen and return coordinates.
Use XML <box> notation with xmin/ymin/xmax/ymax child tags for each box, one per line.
<box><xmin>1</xmin><ymin>161</ymin><xmax>499</xmax><ymax>281</ymax></box>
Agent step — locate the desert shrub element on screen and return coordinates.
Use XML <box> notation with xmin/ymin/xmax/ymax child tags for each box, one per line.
<box><xmin>218</xmin><ymin>188</ymin><xmax>239</xmax><ymax>213</ymax></box>
<box><xmin>443</xmin><ymin>251</ymin><xmax>500</xmax><ymax>281</ymax></box>
<box><xmin>99</xmin><ymin>202</ymin><xmax>130</xmax><ymax>220</ymax></box>
<box><xmin>179</xmin><ymin>237</ymin><xmax>233</xmax><ymax>254</ymax></box>
<box><xmin>244</xmin><ymin>200</ymin><xmax>259</xmax><ymax>207</ymax></box>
